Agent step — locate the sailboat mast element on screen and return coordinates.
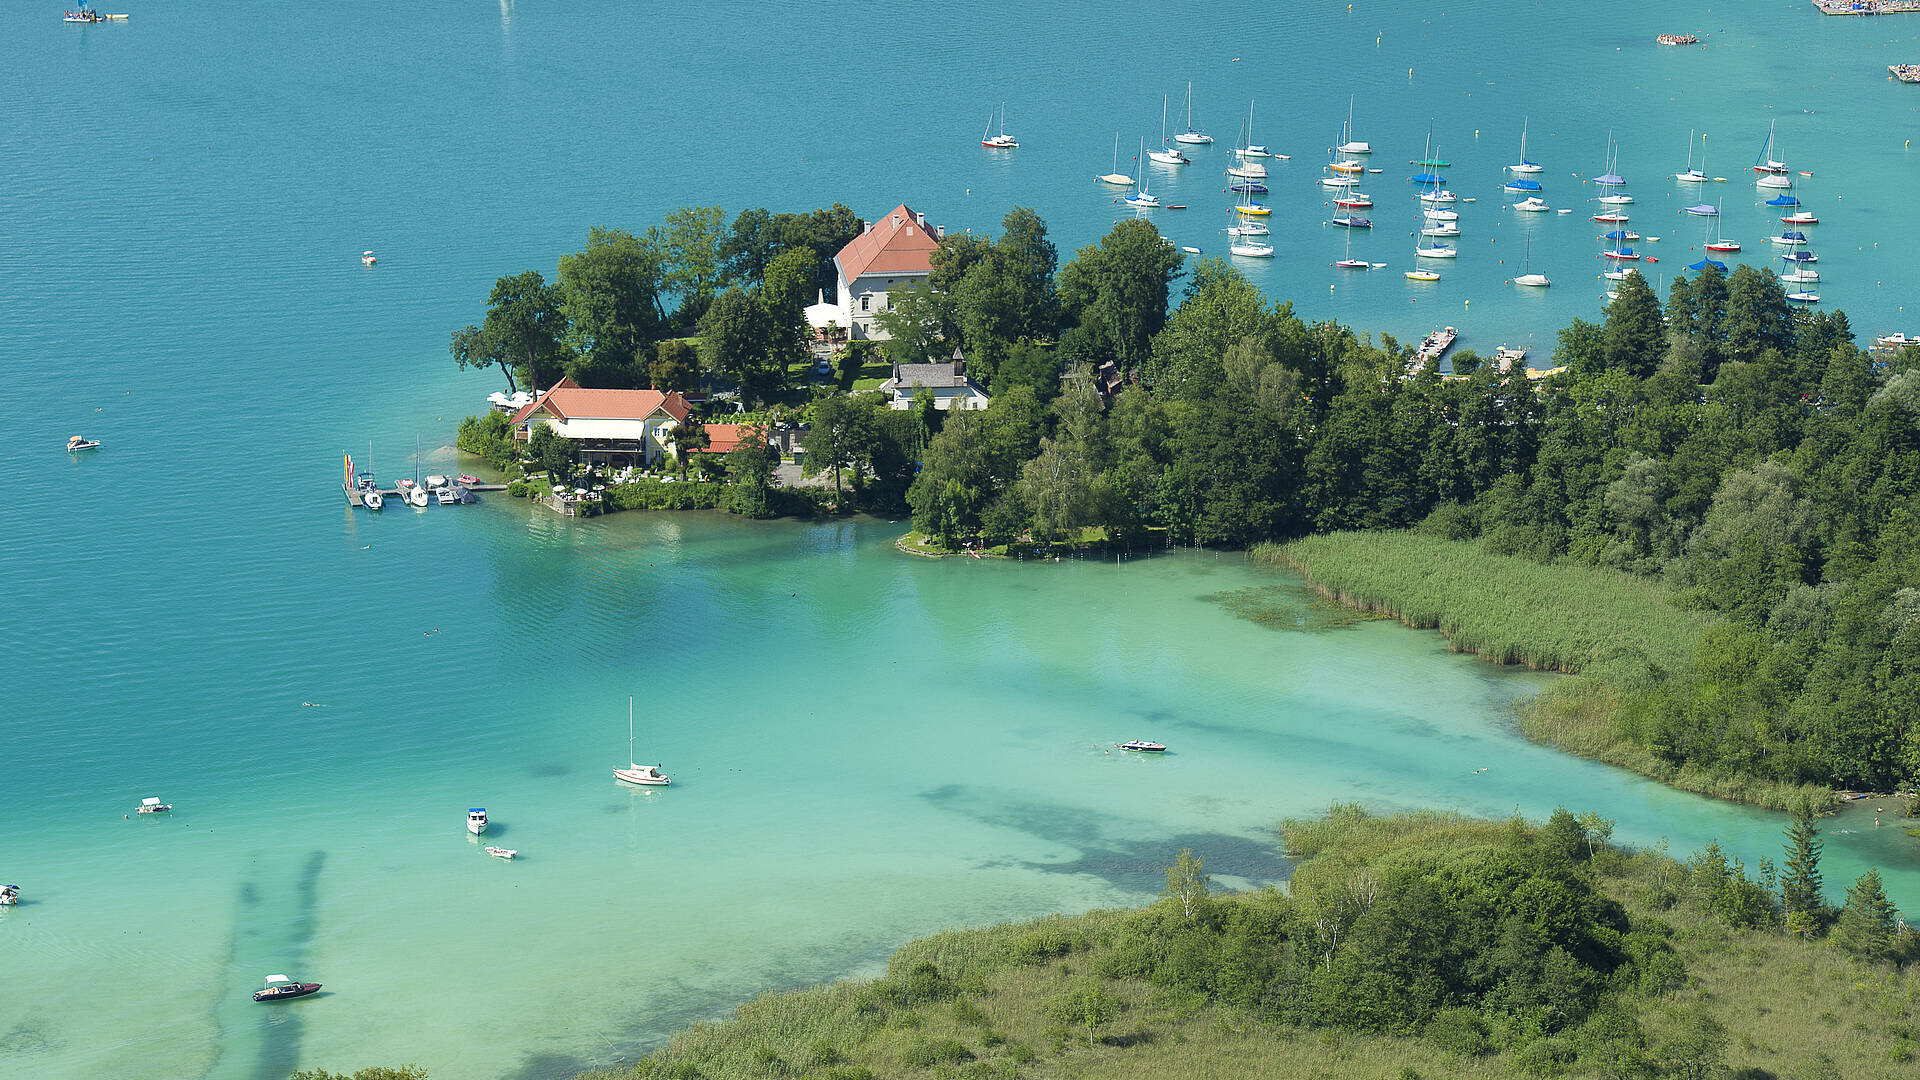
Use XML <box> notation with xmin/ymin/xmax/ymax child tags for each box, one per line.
<box><xmin>629</xmin><ymin>696</ymin><xmax>636</xmax><ymax>766</ymax></box>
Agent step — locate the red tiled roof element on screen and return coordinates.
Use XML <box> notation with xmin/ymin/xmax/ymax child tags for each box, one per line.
<box><xmin>692</xmin><ymin>423</ymin><xmax>762</xmax><ymax>454</ymax></box>
<box><xmin>833</xmin><ymin>204</ymin><xmax>938</xmax><ymax>285</ymax></box>
<box><xmin>511</xmin><ymin>377</ymin><xmax>692</xmax><ymax>425</ymax></box>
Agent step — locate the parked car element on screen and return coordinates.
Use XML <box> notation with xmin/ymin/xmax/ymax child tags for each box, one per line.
<box><xmin>814</xmin><ymin>361</ymin><xmax>833</xmax><ymax>377</ymax></box>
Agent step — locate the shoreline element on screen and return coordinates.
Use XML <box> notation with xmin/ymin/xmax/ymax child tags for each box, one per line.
<box><xmin>1263</xmin><ymin>537</ymin><xmax>1841</xmax><ymax>814</ymax></box>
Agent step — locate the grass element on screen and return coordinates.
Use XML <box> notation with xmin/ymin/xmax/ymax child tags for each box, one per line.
<box><xmin>570</xmin><ymin>808</ymin><xmax>1919</xmax><ymax>1080</ymax></box>
<box><xmin>1256</xmin><ymin>532</ymin><xmax>1833</xmax><ymax>812</ymax></box>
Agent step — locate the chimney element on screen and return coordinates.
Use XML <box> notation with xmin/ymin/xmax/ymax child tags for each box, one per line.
<box><xmin>936</xmin><ymin>225</ymin><xmax>945</xmax><ymax>239</ymax></box>
<box><xmin>862</xmin><ymin>219</ymin><xmax>871</xmax><ymax>234</ymax></box>
<box><xmin>915</xmin><ymin>212</ymin><xmax>926</xmax><ymax>229</ymax></box>
<box><xmin>891</xmin><ymin>213</ymin><xmax>902</xmax><ymax>231</ymax></box>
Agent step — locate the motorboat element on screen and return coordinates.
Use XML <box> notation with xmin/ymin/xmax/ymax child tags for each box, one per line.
<box><xmin>0</xmin><ymin>884</ymin><xmax>17</xmax><ymax>906</ymax></box>
<box><xmin>66</xmin><ymin>435</ymin><xmax>100</xmax><ymax>452</ymax></box>
<box><xmin>456</xmin><ymin>474</ymin><xmax>480</xmax><ymax>486</ymax></box>
<box><xmin>1512</xmin><ymin>197</ymin><xmax>1551</xmax><ymax>213</ymax></box>
<box><xmin>1229</xmin><ymin>239</ymin><xmax>1275</xmax><ymax>258</ymax></box>
<box><xmin>136</xmin><ymin>797</ymin><xmax>171</xmax><ymax>814</ymax></box>
<box><xmin>397</xmin><ymin>477</ymin><xmax>415</xmax><ymax>490</ymax></box>
<box><xmin>1873</xmin><ymin>332</ymin><xmax>1918</xmax><ymax>350</ymax></box>
<box><xmin>253</xmin><ymin>975</ymin><xmax>321</xmax><ymax>1003</ymax></box>
<box><xmin>980</xmin><ymin>103</ymin><xmax>1017</xmax><ymax>149</ymax></box>
<box><xmin>484</xmin><ymin>846</ymin><xmax>517</xmax><ymax>860</ymax></box>
<box><xmin>433</xmin><ymin>486</ymin><xmax>462</xmax><ymax>506</ymax></box>
<box><xmin>1405</xmin><ymin>269</ymin><xmax>1442</xmax><ymax>281</ymax></box>
<box><xmin>614</xmin><ymin>697</ymin><xmax>672</xmax><ymax>786</ymax></box>
<box><xmin>361</xmin><ymin>251</ymin><xmax>376</xmax><ymax>265</ymax></box>
<box><xmin>1117</xmin><ymin>740</ymin><xmax>1167</xmax><ymax>752</ymax></box>
<box><xmin>467</xmin><ymin>808</ymin><xmax>488</xmax><ymax>835</ymax></box>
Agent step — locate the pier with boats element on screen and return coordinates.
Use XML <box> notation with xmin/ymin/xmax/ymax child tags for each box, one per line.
<box><xmin>1815</xmin><ymin>0</ymin><xmax>1920</xmax><ymax>13</ymax></box>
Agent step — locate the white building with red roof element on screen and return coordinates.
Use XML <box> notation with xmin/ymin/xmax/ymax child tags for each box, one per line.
<box><xmin>830</xmin><ymin>203</ymin><xmax>944</xmax><ymax>340</ymax></box>
<box><xmin>510</xmin><ymin>377</ymin><xmax>694</xmax><ymax>468</ymax></box>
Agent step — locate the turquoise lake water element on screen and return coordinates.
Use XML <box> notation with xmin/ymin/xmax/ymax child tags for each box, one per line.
<box><xmin>4</xmin><ymin>3</ymin><xmax>1920</xmax><ymax>1078</ymax></box>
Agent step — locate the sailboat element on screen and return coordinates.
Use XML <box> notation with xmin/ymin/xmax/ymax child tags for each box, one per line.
<box><xmin>1782</xmin><ymin>245</ymin><xmax>1820</xmax><ymax>303</ymax></box>
<box><xmin>1507</xmin><ymin>117</ymin><xmax>1543</xmax><ymax>174</ymax></box>
<box><xmin>1337</xmin><ymin>95</ymin><xmax>1371</xmax><ymax>155</ymax></box>
<box><xmin>1148</xmin><ymin>96</ymin><xmax>1190</xmax><ymax>165</ymax></box>
<box><xmin>1514</xmin><ymin>236</ymin><xmax>1550</xmax><ymax>287</ymax></box>
<box><xmin>1235</xmin><ymin>99</ymin><xmax>1272</xmax><ymax>158</ymax></box>
<box><xmin>1226</xmin><ymin>108</ymin><xmax>1267</xmax><ymax>180</ymax></box>
<box><xmin>1173</xmin><ymin>81</ymin><xmax>1212</xmax><ymax>144</ymax></box>
<box><xmin>1675</xmin><ymin>129</ymin><xmax>1709</xmax><ymax>183</ymax></box>
<box><xmin>1416</xmin><ymin>190</ymin><xmax>1458</xmax><ymax>259</ymax></box>
<box><xmin>981</xmin><ymin>103</ymin><xmax>1018</xmax><ymax>149</ymax></box>
<box><xmin>1334</xmin><ymin>221</ymin><xmax>1370</xmax><ymax>270</ymax></box>
<box><xmin>1229</xmin><ymin>207</ymin><xmax>1274</xmax><ymax>258</ymax></box>
<box><xmin>614</xmin><ymin>697</ymin><xmax>671</xmax><ymax>786</ymax></box>
<box><xmin>1124</xmin><ymin>139</ymin><xmax>1161</xmax><ymax>208</ymax></box>
<box><xmin>1098</xmin><ymin>133</ymin><xmax>1133</xmax><ymax>185</ymax></box>
<box><xmin>1752</xmin><ymin>120</ymin><xmax>1788</xmax><ymax>177</ymax></box>
<box><xmin>405</xmin><ymin>435</ymin><xmax>429</xmax><ymax>507</ymax></box>
<box><xmin>1704</xmin><ymin>197</ymin><xmax>1742</xmax><ymax>253</ymax></box>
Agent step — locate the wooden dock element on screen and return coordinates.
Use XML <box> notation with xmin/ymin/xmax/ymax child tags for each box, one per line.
<box><xmin>343</xmin><ymin>483</ymin><xmax>502</xmax><ymax>508</ymax></box>
<box><xmin>1815</xmin><ymin>0</ymin><xmax>1920</xmax><ymax>15</ymax></box>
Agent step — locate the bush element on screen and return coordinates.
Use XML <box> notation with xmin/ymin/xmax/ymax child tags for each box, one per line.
<box><xmin>1426</xmin><ymin>1007</ymin><xmax>1490</xmax><ymax>1056</ymax></box>
<box><xmin>898</xmin><ymin>1038</ymin><xmax>972</xmax><ymax>1068</ymax></box>
<box><xmin>1513</xmin><ymin>1034</ymin><xmax>1579</xmax><ymax>1076</ymax></box>
<box><xmin>605</xmin><ymin>480</ymin><xmax>724</xmax><ymax>511</ymax></box>
<box><xmin>456</xmin><ymin>412</ymin><xmax>517</xmax><ymax>471</ymax></box>
<box><xmin>876</xmin><ymin>962</ymin><xmax>955</xmax><ymax>1007</ymax></box>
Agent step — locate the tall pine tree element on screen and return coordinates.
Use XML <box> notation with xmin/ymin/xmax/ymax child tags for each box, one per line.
<box><xmin>1779</xmin><ymin>800</ymin><xmax>1828</xmax><ymax>935</ymax></box>
<box><xmin>1833</xmin><ymin>868</ymin><xmax>1899</xmax><ymax>962</ymax></box>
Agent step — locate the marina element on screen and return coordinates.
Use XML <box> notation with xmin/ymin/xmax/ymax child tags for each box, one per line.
<box><xmin>1815</xmin><ymin>0</ymin><xmax>1920</xmax><ymax>12</ymax></box>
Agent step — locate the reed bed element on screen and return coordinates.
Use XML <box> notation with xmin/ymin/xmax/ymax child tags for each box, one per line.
<box><xmin>1254</xmin><ymin>532</ymin><xmax>1714</xmax><ymax>677</ymax></box>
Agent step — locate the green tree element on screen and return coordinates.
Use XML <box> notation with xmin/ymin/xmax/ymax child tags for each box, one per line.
<box><xmin>906</xmin><ymin>410</ymin><xmax>991</xmax><ymax>548</ymax></box>
<box><xmin>762</xmin><ymin>246</ymin><xmax>819</xmax><ymax>331</ymax></box>
<box><xmin>1019</xmin><ymin>437</ymin><xmax>1094</xmax><ymax>544</ymax></box>
<box><xmin>1723</xmin><ymin>263</ymin><xmax>1795</xmax><ymax>366</ymax></box>
<box><xmin>556</xmin><ymin>226</ymin><xmax>669</xmax><ymax>386</ymax></box>
<box><xmin>995</xmin><ymin>205</ymin><xmax>1059</xmax><ymax>340</ymax></box>
<box><xmin>669</xmin><ymin>418</ymin><xmax>709</xmax><ymax>480</ymax></box>
<box><xmin>725</xmin><ymin>426</ymin><xmax>776</xmax><ymax>517</ymax></box>
<box><xmin>664</xmin><ymin>205</ymin><xmax>728</xmax><ymax>324</ymax></box>
<box><xmin>527</xmin><ymin>425</ymin><xmax>577</xmax><ymax>484</ymax></box>
<box><xmin>474</xmin><ymin>270</ymin><xmax>567</xmax><ymax>393</ymax></box>
<box><xmin>872</xmin><ymin>283</ymin><xmax>944</xmax><ymax>367</ymax></box>
<box><xmin>650</xmin><ymin>339</ymin><xmax>700</xmax><ymax>393</ymax></box>
<box><xmin>802</xmin><ymin>388</ymin><xmax>878</xmax><ymax>503</ymax></box>
<box><xmin>1600</xmin><ymin>270</ymin><xmax>1665</xmax><ymax>378</ymax></box>
<box><xmin>1553</xmin><ymin>316</ymin><xmax>1606</xmax><ymax>377</ymax></box>
<box><xmin>990</xmin><ymin>340</ymin><xmax>1062</xmax><ymax>401</ymax></box>
<box><xmin>1833</xmin><ymin>867</ymin><xmax>1899</xmax><ymax>962</ymax></box>
<box><xmin>720</xmin><ymin>206</ymin><xmax>776</xmax><ymax>285</ymax></box>
<box><xmin>698</xmin><ymin>288</ymin><xmax>777</xmax><ymax>406</ymax></box>
<box><xmin>1058</xmin><ymin>218</ymin><xmax>1184</xmax><ymax>375</ymax></box>
<box><xmin>1147</xmin><ymin>257</ymin><xmax>1271</xmax><ymax>390</ymax></box>
<box><xmin>1161</xmin><ymin>848</ymin><xmax>1211</xmax><ymax>921</ymax></box>
<box><xmin>1780</xmin><ymin>799</ymin><xmax>1829</xmax><ymax>935</ymax></box>
<box><xmin>1651</xmin><ymin>1006</ymin><xmax>1727</xmax><ymax>1080</ymax></box>
<box><xmin>449</xmin><ymin>323</ymin><xmax>516</xmax><ymax>394</ymax></box>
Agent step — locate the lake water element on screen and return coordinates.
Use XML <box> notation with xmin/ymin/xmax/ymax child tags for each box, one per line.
<box><xmin>4</xmin><ymin>3</ymin><xmax>1919</xmax><ymax>1078</ymax></box>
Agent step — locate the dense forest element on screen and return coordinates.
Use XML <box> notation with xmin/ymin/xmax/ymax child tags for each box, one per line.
<box><xmin>453</xmin><ymin>204</ymin><xmax>1920</xmax><ymax>798</ymax></box>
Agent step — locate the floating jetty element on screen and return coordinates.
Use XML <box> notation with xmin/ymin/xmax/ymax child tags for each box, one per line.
<box><xmin>1815</xmin><ymin>0</ymin><xmax>1920</xmax><ymax>14</ymax></box>
<box><xmin>343</xmin><ymin>483</ymin><xmax>499</xmax><ymax>508</ymax></box>
<box><xmin>1892</xmin><ymin>64</ymin><xmax>1920</xmax><ymax>83</ymax></box>
<box><xmin>1656</xmin><ymin>33</ymin><xmax>1701</xmax><ymax>45</ymax></box>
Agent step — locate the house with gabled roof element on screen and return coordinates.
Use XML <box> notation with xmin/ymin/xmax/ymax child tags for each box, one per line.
<box><xmin>876</xmin><ymin>347</ymin><xmax>990</xmax><ymax>411</ymax></box>
<box><xmin>509</xmin><ymin>377</ymin><xmax>693</xmax><ymax>468</ymax></box>
<box><xmin>831</xmin><ymin>203</ymin><xmax>944</xmax><ymax>340</ymax></box>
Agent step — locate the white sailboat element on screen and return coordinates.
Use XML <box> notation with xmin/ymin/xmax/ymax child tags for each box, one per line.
<box><xmin>1508</xmin><ymin>117</ymin><xmax>1543</xmax><ymax>174</ymax></box>
<box><xmin>1098</xmin><ymin>133</ymin><xmax>1132</xmax><ymax>186</ymax></box>
<box><xmin>1124</xmin><ymin>139</ymin><xmax>1161</xmax><ymax>208</ymax></box>
<box><xmin>1147</xmin><ymin>96</ymin><xmax>1191</xmax><ymax>165</ymax></box>
<box><xmin>1334</xmin><ymin>223</ymin><xmax>1370</xmax><ymax>270</ymax></box>
<box><xmin>614</xmin><ymin>697</ymin><xmax>671</xmax><ymax>786</ymax></box>
<box><xmin>1514</xmin><ymin>237</ymin><xmax>1550</xmax><ymax>287</ymax></box>
<box><xmin>1226</xmin><ymin>107</ymin><xmax>1267</xmax><ymax>180</ymax></box>
<box><xmin>1675</xmin><ymin>129</ymin><xmax>1709</xmax><ymax>183</ymax></box>
<box><xmin>1336</xmin><ymin>95</ymin><xmax>1370</xmax><ymax>155</ymax></box>
<box><xmin>980</xmin><ymin>103</ymin><xmax>1018</xmax><ymax>149</ymax></box>
<box><xmin>1173</xmin><ymin>81</ymin><xmax>1212</xmax><ymax>144</ymax></box>
<box><xmin>1235</xmin><ymin>99</ymin><xmax>1272</xmax><ymax>158</ymax></box>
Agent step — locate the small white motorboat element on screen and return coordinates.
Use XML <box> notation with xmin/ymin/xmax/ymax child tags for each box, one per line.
<box><xmin>484</xmin><ymin>846</ymin><xmax>517</xmax><ymax>860</ymax></box>
<box><xmin>467</xmin><ymin>808</ymin><xmax>488</xmax><ymax>835</ymax></box>
<box><xmin>1872</xmin><ymin>332</ymin><xmax>1917</xmax><ymax>350</ymax></box>
<box><xmin>136</xmin><ymin>797</ymin><xmax>171</xmax><ymax>814</ymax></box>
<box><xmin>361</xmin><ymin>251</ymin><xmax>376</xmax><ymax>265</ymax></box>
<box><xmin>67</xmin><ymin>435</ymin><xmax>100</xmax><ymax>452</ymax></box>
<box><xmin>0</xmin><ymin>884</ymin><xmax>18</xmax><ymax>906</ymax></box>
<box><xmin>1405</xmin><ymin>269</ymin><xmax>1442</xmax><ymax>281</ymax></box>
<box><xmin>1117</xmin><ymin>740</ymin><xmax>1167</xmax><ymax>753</ymax></box>
<box><xmin>362</xmin><ymin>488</ymin><xmax>384</xmax><ymax>510</ymax></box>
